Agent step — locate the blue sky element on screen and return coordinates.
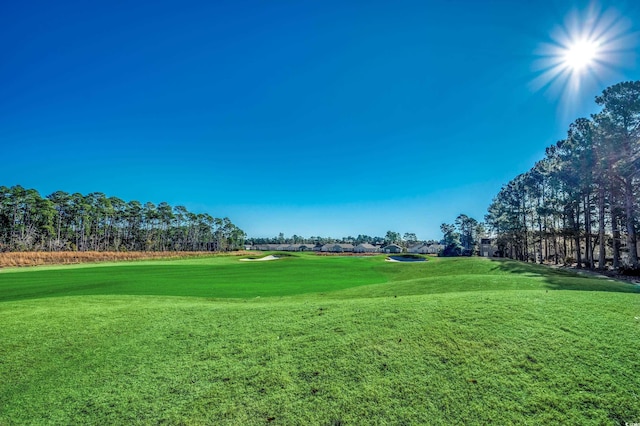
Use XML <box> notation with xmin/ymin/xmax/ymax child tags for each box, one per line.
<box><xmin>1</xmin><ymin>0</ymin><xmax>638</xmax><ymax>240</ymax></box>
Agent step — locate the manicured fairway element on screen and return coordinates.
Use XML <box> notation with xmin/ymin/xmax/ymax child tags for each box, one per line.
<box><xmin>2</xmin><ymin>254</ymin><xmax>635</xmax><ymax>302</ymax></box>
<box><xmin>0</xmin><ymin>255</ymin><xmax>388</xmax><ymax>301</ymax></box>
<box><xmin>1</xmin><ymin>255</ymin><xmax>639</xmax><ymax>424</ymax></box>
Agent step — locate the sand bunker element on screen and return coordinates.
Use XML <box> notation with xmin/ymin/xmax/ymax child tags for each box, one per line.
<box><xmin>240</xmin><ymin>255</ymin><xmax>280</xmax><ymax>262</ymax></box>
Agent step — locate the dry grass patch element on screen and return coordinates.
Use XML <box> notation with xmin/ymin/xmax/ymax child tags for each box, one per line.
<box><xmin>0</xmin><ymin>251</ymin><xmax>252</xmax><ymax>268</ymax></box>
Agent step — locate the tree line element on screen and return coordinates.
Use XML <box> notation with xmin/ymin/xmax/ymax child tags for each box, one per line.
<box><xmin>485</xmin><ymin>81</ymin><xmax>640</xmax><ymax>271</ymax></box>
<box><xmin>246</xmin><ymin>231</ymin><xmax>438</xmax><ymax>248</ymax></box>
<box><xmin>440</xmin><ymin>214</ymin><xmax>485</xmax><ymax>256</ymax></box>
<box><xmin>0</xmin><ymin>186</ymin><xmax>246</xmax><ymax>252</ymax></box>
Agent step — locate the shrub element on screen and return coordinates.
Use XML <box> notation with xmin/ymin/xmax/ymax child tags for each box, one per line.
<box><xmin>441</xmin><ymin>244</ymin><xmax>462</xmax><ymax>257</ymax></box>
<box><xmin>619</xmin><ymin>266</ymin><xmax>640</xmax><ymax>276</ymax></box>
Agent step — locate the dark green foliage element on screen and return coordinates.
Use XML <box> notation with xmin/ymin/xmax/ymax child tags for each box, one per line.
<box><xmin>486</xmin><ymin>80</ymin><xmax>640</xmax><ymax>270</ymax></box>
<box><xmin>0</xmin><ymin>186</ymin><xmax>245</xmax><ymax>252</ymax></box>
<box><xmin>441</xmin><ymin>243</ymin><xmax>462</xmax><ymax>257</ymax></box>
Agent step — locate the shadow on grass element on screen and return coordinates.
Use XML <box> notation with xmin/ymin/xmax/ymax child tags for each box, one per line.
<box><xmin>489</xmin><ymin>258</ymin><xmax>640</xmax><ymax>294</ymax></box>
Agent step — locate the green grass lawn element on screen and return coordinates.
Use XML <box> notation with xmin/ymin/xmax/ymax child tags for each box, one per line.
<box><xmin>1</xmin><ymin>254</ymin><xmax>639</xmax><ymax>424</ymax></box>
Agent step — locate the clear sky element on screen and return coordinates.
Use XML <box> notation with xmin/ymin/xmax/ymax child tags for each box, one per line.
<box><xmin>1</xmin><ymin>0</ymin><xmax>638</xmax><ymax>240</ymax></box>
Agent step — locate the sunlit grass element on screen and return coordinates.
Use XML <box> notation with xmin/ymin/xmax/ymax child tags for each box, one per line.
<box><xmin>1</xmin><ymin>255</ymin><xmax>638</xmax><ymax>424</ymax></box>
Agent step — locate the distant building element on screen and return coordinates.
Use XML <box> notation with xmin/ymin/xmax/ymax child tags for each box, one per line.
<box><xmin>283</xmin><ymin>244</ymin><xmax>316</xmax><ymax>252</ymax></box>
<box><xmin>321</xmin><ymin>244</ymin><xmax>355</xmax><ymax>253</ymax></box>
<box><xmin>408</xmin><ymin>243</ymin><xmax>443</xmax><ymax>254</ymax></box>
<box><xmin>382</xmin><ymin>244</ymin><xmax>403</xmax><ymax>254</ymax></box>
<box><xmin>354</xmin><ymin>243</ymin><xmax>379</xmax><ymax>253</ymax></box>
<box><xmin>253</xmin><ymin>244</ymin><xmax>288</xmax><ymax>251</ymax></box>
<box><xmin>407</xmin><ymin>243</ymin><xmax>426</xmax><ymax>253</ymax></box>
<box><xmin>480</xmin><ymin>238</ymin><xmax>497</xmax><ymax>257</ymax></box>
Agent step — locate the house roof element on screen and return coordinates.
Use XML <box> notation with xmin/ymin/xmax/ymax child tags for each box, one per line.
<box><xmin>408</xmin><ymin>243</ymin><xmax>427</xmax><ymax>250</ymax></box>
<box><xmin>320</xmin><ymin>243</ymin><xmax>354</xmax><ymax>250</ymax></box>
<box><xmin>382</xmin><ymin>244</ymin><xmax>402</xmax><ymax>249</ymax></box>
<box><xmin>355</xmin><ymin>243</ymin><xmax>376</xmax><ymax>249</ymax></box>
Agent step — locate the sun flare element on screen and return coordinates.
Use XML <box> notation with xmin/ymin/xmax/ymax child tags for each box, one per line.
<box><xmin>562</xmin><ymin>39</ymin><xmax>600</xmax><ymax>72</ymax></box>
<box><xmin>531</xmin><ymin>4</ymin><xmax>634</xmax><ymax>102</ymax></box>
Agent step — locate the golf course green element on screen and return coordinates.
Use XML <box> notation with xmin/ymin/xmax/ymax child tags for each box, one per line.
<box><xmin>1</xmin><ymin>254</ymin><xmax>638</xmax><ymax>424</ymax></box>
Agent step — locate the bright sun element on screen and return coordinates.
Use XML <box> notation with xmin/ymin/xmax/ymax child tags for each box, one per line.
<box><xmin>531</xmin><ymin>3</ymin><xmax>634</xmax><ymax>101</ymax></box>
<box><xmin>562</xmin><ymin>39</ymin><xmax>599</xmax><ymax>72</ymax></box>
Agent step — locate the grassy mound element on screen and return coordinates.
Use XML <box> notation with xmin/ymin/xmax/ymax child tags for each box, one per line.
<box><xmin>1</xmin><ymin>255</ymin><xmax>638</xmax><ymax>424</ymax></box>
